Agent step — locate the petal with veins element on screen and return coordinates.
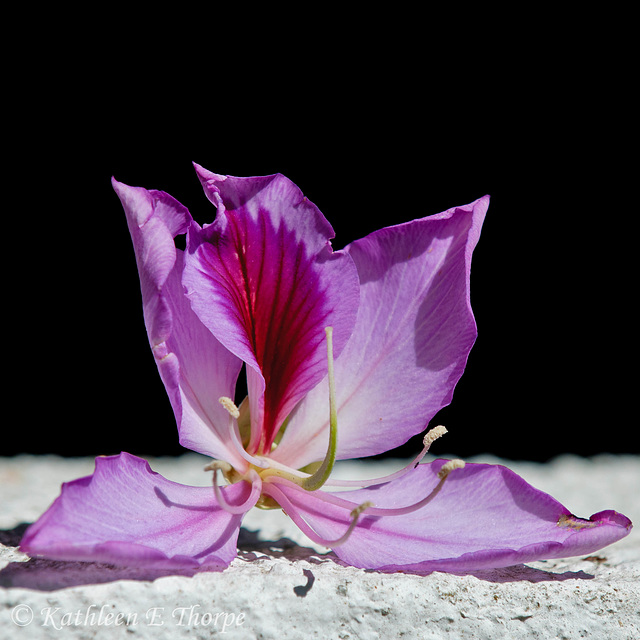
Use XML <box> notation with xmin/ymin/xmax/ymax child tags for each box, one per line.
<box><xmin>183</xmin><ymin>166</ymin><xmax>359</xmax><ymax>455</ymax></box>
<box><xmin>268</xmin><ymin>460</ymin><xmax>632</xmax><ymax>571</ymax></box>
<box><xmin>274</xmin><ymin>197</ymin><xmax>488</xmax><ymax>468</ymax></box>
<box><xmin>113</xmin><ymin>179</ymin><xmax>245</xmax><ymax>467</ymax></box>
<box><xmin>20</xmin><ymin>453</ymin><xmax>254</xmax><ymax>569</ymax></box>
<box><xmin>112</xmin><ymin>179</ymin><xmax>191</xmax><ymax>347</ymax></box>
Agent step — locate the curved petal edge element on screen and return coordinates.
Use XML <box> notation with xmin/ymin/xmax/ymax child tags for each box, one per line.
<box><xmin>267</xmin><ymin>460</ymin><xmax>632</xmax><ymax>572</ymax></box>
<box><xmin>20</xmin><ymin>453</ymin><xmax>254</xmax><ymax>569</ymax></box>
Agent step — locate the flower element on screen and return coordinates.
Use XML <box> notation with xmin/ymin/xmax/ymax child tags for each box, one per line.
<box><xmin>21</xmin><ymin>165</ymin><xmax>632</xmax><ymax>572</ymax></box>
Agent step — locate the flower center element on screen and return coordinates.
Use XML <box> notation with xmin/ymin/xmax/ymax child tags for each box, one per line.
<box><xmin>205</xmin><ymin>327</ymin><xmax>467</xmax><ymax>547</ymax></box>
<box><xmin>206</xmin><ymin>327</ymin><xmax>339</xmax><ymax>509</ymax></box>
<box><xmin>259</xmin><ymin>326</ymin><xmax>339</xmax><ymax>492</ymax></box>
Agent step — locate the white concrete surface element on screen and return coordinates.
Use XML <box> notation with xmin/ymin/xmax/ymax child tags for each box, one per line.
<box><xmin>1</xmin><ymin>453</ymin><xmax>638</xmax><ymax>639</ymax></box>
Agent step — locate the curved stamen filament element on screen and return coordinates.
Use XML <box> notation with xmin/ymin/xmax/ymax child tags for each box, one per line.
<box><xmin>253</xmin><ymin>456</ymin><xmax>311</xmax><ymax>479</ymax></box>
<box><xmin>300</xmin><ymin>327</ymin><xmax>338</xmax><ymax>492</ymax></box>
<box><xmin>363</xmin><ymin>459</ymin><xmax>465</xmax><ymax>516</ymax></box>
<box><xmin>323</xmin><ymin>425</ymin><xmax>449</xmax><ymax>488</ymax></box>
<box><xmin>205</xmin><ymin>461</ymin><xmax>263</xmax><ymax>514</ymax></box>
<box><xmin>219</xmin><ymin>396</ymin><xmax>269</xmax><ymax>469</ymax></box>
<box><xmin>265</xmin><ymin>482</ymin><xmax>373</xmax><ymax>547</ymax></box>
<box><xmin>217</xmin><ymin>327</ymin><xmax>340</xmax><ymax>491</ymax></box>
<box><xmin>266</xmin><ymin>459</ymin><xmax>465</xmax><ymax>518</ymax></box>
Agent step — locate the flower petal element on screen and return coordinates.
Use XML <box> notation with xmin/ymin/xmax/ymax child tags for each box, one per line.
<box><xmin>113</xmin><ymin>179</ymin><xmax>191</xmax><ymax>346</ymax></box>
<box><xmin>267</xmin><ymin>461</ymin><xmax>632</xmax><ymax>571</ymax></box>
<box><xmin>183</xmin><ymin>166</ymin><xmax>359</xmax><ymax>455</ymax></box>
<box><xmin>20</xmin><ymin>453</ymin><xmax>255</xmax><ymax>569</ymax></box>
<box><xmin>273</xmin><ymin>197</ymin><xmax>488</xmax><ymax>468</ymax></box>
<box><xmin>113</xmin><ymin>179</ymin><xmax>245</xmax><ymax>466</ymax></box>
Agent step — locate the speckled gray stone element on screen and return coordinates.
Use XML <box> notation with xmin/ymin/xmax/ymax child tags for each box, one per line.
<box><xmin>1</xmin><ymin>454</ymin><xmax>638</xmax><ymax>639</ymax></box>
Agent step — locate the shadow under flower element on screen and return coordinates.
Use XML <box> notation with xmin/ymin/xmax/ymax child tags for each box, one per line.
<box><xmin>461</xmin><ymin>564</ymin><xmax>594</xmax><ymax>583</ymax></box>
<box><xmin>236</xmin><ymin>529</ymin><xmax>595</xmax><ymax>583</ymax></box>
<box><xmin>359</xmin><ymin>562</ymin><xmax>594</xmax><ymax>583</ymax></box>
<box><xmin>236</xmin><ymin>528</ymin><xmax>330</xmax><ymax>563</ymax></box>
<box><xmin>0</xmin><ymin>524</ymin><xmax>594</xmax><ymax>592</ymax></box>
<box><xmin>0</xmin><ymin>523</ymin><xmax>203</xmax><ymax>592</ymax></box>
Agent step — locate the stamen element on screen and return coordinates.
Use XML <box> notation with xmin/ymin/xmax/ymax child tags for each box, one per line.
<box><xmin>437</xmin><ymin>458</ymin><xmax>466</xmax><ymax>479</ymax></box>
<box><xmin>219</xmin><ymin>396</ymin><xmax>240</xmax><ymax>419</ymax></box>
<box><xmin>362</xmin><ymin>459</ymin><xmax>465</xmax><ymax>517</ymax></box>
<box><xmin>323</xmin><ymin>425</ymin><xmax>450</xmax><ymax>488</ymax></box>
<box><xmin>265</xmin><ymin>481</ymin><xmax>373</xmax><ymax>548</ymax></box>
<box><xmin>255</xmin><ymin>457</ymin><xmax>311</xmax><ymax>480</ymax></box>
<box><xmin>206</xmin><ymin>461</ymin><xmax>263</xmax><ymax>514</ymax></box>
<box><xmin>268</xmin><ymin>458</ymin><xmax>466</xmax><ymax>518</ymax></box>
<box><xmin>423</xmin><ymin>425</ymin><xmax>448</xmax><ymax>449</ymax></box>
<box><xmin>350</xmin><ymin>501</ymin><xmax>374</xmax><ymax>519</ymax></box>
<box><xmin>218</xmin><ymin>396</ymin><xmax>269</xmax><ymax>469</ymax></box>
<box><xmin>301</xmin><ymin>327</ymin><xmax>338</xmax><ymax>492</ymax></box>
<box><xmin>204</xmin><ymin>460</ymin><xmax>232</xmax><ymax>474</ymax></box>
<box><xmin>325</xmin><ymin>501</ymin><xmax>374</xmax><ymax>547</ymax></box>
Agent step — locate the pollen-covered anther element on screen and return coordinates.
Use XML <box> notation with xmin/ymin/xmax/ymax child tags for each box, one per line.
<box><xmin>323</xmin><ymin>425</ymin><xmax>452</xmax><ymax>489</ymax></box>
<box><xmin>353</xmin><ymin>459</ymin><xmax>467</xmax><ymax>518</ymax></box>
<box><xmin>423</xmin><ymin>425</ymin><xmax>448</xmax><ymax>448</ymax></box>
<box><xmin>438</xmin><ymin>459</ymin><xmax>466</xmax><ymax>480</ymax></box>
<box><xmin>218</xmin><ymin>396</ymin><xmax>240</xmax><ymax>419</ymax></box>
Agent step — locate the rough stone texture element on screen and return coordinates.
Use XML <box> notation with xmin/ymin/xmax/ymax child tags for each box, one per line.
<box><xmin>1</xmin><ymin>453</ymin><xmax>638</xmax><ymax>639</ymax></box>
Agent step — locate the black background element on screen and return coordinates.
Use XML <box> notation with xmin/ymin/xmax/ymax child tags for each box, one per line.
<box><xmin>4</xmin><ymin>29</ymin><xmax>636</xmax><ymax>462</ymax></box>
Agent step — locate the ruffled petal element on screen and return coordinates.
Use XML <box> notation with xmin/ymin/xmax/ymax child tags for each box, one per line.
<box><xmin>273</xmin><ymin>197</ymin><xmax>488</xmax><ymax>468</ymax></box>
<box><xmin>113</xmin><ymin>179</ymin><xmax>191</xmax><ymax>346</ymax></box>
<box><xmin>113</xmin><ymin>180</ymin><xmax>245</xmax><ymax>466</ymax></box>
<box><xmin>266</xmin><ymin>460</ymin><xmax>632</xmax><ymax>572</ymax></box>
<box><xmin>183</xmin><ymin>165</ymin><xmax>359</xmax><ymax>455</ymax></box>
<box><xmin>20</xmin><ymin>453</ymin><xmax>255</xmax><ymax>569</ymax></box>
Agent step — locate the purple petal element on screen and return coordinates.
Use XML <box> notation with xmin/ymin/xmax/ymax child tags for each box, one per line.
<box><xmin>113</xmin><ymin>179</ymin><xmax>245</xmax><ymax>466</ymax></box>
<box><xmin>273</xmin><ymin>197</ymin><xmax>488</xmax><ymax>468</ymax></box>
<box><xmin>112</xmin><ymin>179</ymin><xmax>191</xmax><ymax>346</ymax></box>
<box><xmin>183</xmin><ymin>165</ymin><xmax>359</xmax><ymax>455</ymax></box>
<box><xmin>267</xmin><ymin>460</ymin><xmax>632</xmax><ymax>572</ymax></box>
<box><xmin>20</xmin><ymin>453</ymin><xmax>254</xmax><ymax>569</ymax></box>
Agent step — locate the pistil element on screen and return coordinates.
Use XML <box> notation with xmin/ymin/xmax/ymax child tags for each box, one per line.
<box><xmin>210</xmin><ymin>324</ymin><xmax>465</xmax><ymax>530</ymax></box>
<box><xmin>300</xmin><ymin>327</ymin><xmax>338</xmax><ymax>491</ymax></box>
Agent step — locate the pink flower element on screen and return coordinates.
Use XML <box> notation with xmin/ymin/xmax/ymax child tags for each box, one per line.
<box><xmin>21</xmin><ymin>165</ymin><xmax>632</xmax><ymax>571</ymax></box>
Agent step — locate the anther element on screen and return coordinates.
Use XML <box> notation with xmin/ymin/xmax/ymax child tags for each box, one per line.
<box><xmin>326</xmin><ymin>500</ymin><xmax>374</xmax><ymax>547</ymax></box>
<box><xmin>350</xmin><ymin>501</ymin><xmax>374</xmax><ymax>519</ymax></box>
<box><xmin>355</xmin><ymin>458</ymin><xmax>466</xmax><ymax>518</ymax></box>
<box><xmin>264</xmin><ymin>482</ymin><xmax>374</xmax><ymax>548</ymax></box>
<box><xmin>437</xmin><ymin>459</ymin><xmax>466</xmax><ymax>479</ymax></box>
<box><xmin>219</xmin><ymin>396</ymin><xmax>240</xmax><ymax>419</ymax></box>
<box><xmin>423</xmin><ymin>425</ymin><xmax>448</xmax><ymax>448</ymax></box>
<box><xmin>206</xmin><ymin>462</ymin><xmax>263</xmax><ymax>515</ymax></box>
<box><xmin>204</xmin><ymin>460</ymin><xmax>232</xmax><ymax>474</ymax></box>
<box><xmin>324</xmin><ymin>424</ymin><xmax>451</xmax><ymax>488</ymax></box>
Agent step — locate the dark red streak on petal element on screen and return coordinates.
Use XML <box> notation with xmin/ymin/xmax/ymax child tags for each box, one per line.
<box><xmin>207</xmin><ymin>208</ymin><xmax>332</xmax><ymax>454</ymax></box>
